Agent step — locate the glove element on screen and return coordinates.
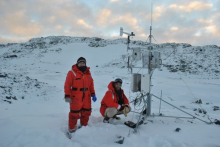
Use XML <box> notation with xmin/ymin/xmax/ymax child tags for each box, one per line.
<box><xmin>65</xmin><ymin>98</ymin><xmax>72</xmax><ymax>103</ymax></box>
<box><xmin>122</xmin><ymin>107</ymin><xmax>130</xmax><ymax>117</ymax></box>
<box><xmin>119</xmin><ymin>104</ymin><xmax>129</xmax><ymax>111</ymax></box>
<box><xmin>119</xmin><ymin>104</ymin><xmax>130</xmax><ymax>117</ymax></box>
<box><xmin>92</xmin><ymin>95</ymin><xmax>97</xmax><ymax>102</ymax></box>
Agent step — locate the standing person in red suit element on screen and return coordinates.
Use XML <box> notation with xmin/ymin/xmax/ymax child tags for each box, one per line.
<box><xmin>100</xmin><ymin>78</ymin><xmax>131</xmax><ymax>123</ymax></box>
<box><xmin>64</xmin><ymin>57</ymin><xmax>97</xmax><ymax>132</ymax></box>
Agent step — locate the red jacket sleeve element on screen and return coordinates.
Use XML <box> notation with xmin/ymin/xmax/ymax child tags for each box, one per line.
<box><xmin>64</xmin><ymin>71</ymin><xmax>73</xmax><ymax>98</ymax></box>
<box><xmin>90</xmin><ymin>76</ymin><xmax>95</xmax><ymax>96</ymax></box>
<box><xmin>102</xmin><ymin>91</ymin><xmax>119</xmax><ymax>109</ymax></box>
<box><xmin>122</xmin><ymin>92</ymin><xmax>130</xmax><ymax>106</ymax></box>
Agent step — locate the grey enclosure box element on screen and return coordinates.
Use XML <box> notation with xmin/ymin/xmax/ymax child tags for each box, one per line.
<box><xmin>131</xmin><ymin>73</ymin><xmax>141</xmax><ymax>92</ymax></box>
<box><xmin>142</xmin><ymin>51</ymin><xmax>150</xmax><ymax>68</ymax></box>
<box><xmin>142</xmin><ymin>51</ymin><xmax>161</xmax><ymax>69</ymax></box>
<box><xmin>132</xmin><ymin>48</ymin><xmax>141</xmax><ymax>61</ymax></box>
<box><xmin>141</xmin><ymin>74</ymin><xmax>150</xmax><ymax>93</ymax></box>
<box><xmin>151</xmin><ymin>51</ymin><xmax>161</xmax><ymax>68</ymax></box>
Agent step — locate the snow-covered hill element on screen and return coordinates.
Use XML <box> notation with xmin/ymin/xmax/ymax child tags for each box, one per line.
<box><xmin>2</xmin><ymin>36</ymin><xmax>219</xmax><ymax>78</ymax></box>
<box><xmin>0</xmin><ymin>36</ymin><xmax>220</xmax><ymax>147</ymax></box>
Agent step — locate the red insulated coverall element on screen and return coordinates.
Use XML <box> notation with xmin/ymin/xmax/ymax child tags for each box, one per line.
<box><xmin>64</xmin><ymin>64</ymin><xmax>95</xmax><ymax>129</ymax></box>
<box><xmin>100</xmin><ymin>81</ymin><xmax>129</xmax><ymax>117</ymax></box>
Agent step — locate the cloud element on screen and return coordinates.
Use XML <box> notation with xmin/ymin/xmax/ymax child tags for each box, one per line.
<box><xmin>169</xmin><ymin>1</ymin><xmax>213</xmax><ymax>12</ymax></box>
<box><xmin>205</xmin><ymin>25</ymin><xmax>220</xmax><ymax>37</ymax></box>
<box><xmin>0</xmin><ymin>0</ymin><xmax>96</xmax><ymax>39</ymax></box>
<box><xmin>110</xmin><ymin>14</ymin><xmax>137</xmax><ymax>26</ymax></box>
<box><xmin>96</xmin><ymin>9</ymin><xmax>112</xmax><ymax>25</ymax></box>
<box><xmin>0</xmin><ymin>36</ymin><xmax>29</xmax><ymax>44</ymax></box>
<box><xmin>77</xmin><ymin>19</ymin><xmax>92</xmax><ymax>29</ymax></box>
<box><xmin>198</xmin><ymin>19</ymin><xmax>213</xmax><ymax>24</ymax></box>
<box><xmin>109</xmin><ymin>0</ymin><xmax>119</xmax><ymax>2</ymax></box>
<box><xmin>0</xmin><ymin>0</ymin><xmax>44</xmax><ymax>40</ymax></box>
<box><xmin>0</xmin><ymin>0</ymin><xmax>219</xmax><ymax>46</ymax></box>
<box><xmin>170</xmin><ymin>27</ymin><xmax>178</xmax><ymax>31</ymax></box>
<box><xmin>1</xmin><ymin>11</ymin><xmax>43</xmax><ymax>36</ymax></box>
<box><xmin>55</xmin><ymin>25</ymin><xmax>63</xmax><ymax>30</ymax></box>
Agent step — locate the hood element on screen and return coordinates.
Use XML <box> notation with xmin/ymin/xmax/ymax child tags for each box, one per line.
<box><xmin>107</xmin><ymin>81</ymin><xmax>123</xmax><ymax>94</ymax></box>
<box><xmin>72</xmin><ymin>64</ymin><xmax>90</xmax><ymax>75</ymax></box>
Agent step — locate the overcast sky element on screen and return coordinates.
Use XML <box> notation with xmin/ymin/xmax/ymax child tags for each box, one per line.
<box><xmin>0</xmin><ymin>0</ymin><xmax>220</xmax><ymax>46</ymax></box>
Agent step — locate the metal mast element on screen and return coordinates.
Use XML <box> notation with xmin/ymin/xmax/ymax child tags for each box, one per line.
<box><xmin>146</xmin><ymin>3</ymin><xmax>153</xmax><ymax>116</ymax></box>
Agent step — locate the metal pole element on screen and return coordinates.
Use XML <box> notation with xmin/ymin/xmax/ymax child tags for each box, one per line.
<box><xmin>127</xmin><ymin>35</ymin><xmax>130</xmax><ymax>51</ymax></box>
<box><xmin>146</xmin><ymin>93</ymin><xmax>151</xmax><ymax>116</ymax></box>
<box><xmin>146</xmin><ymin>4</ymin><xmax>153</xmax><ymax>117</ymax></box>
<box><xmin>146</xmin><ymin>51</ymin><xmax>152</xmax><ymax>116</ymax></box>
<box><xmin>159</xmin><ymin>90</ymin><xmax>162</xmax><ymax>114</ymax></box>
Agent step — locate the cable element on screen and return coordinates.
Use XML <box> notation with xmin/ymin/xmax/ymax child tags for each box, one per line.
<box><xmin>150</xmin><ymin>46</ymin><xmax>212</xmax><ymax>124</ymax></box>
<box><xmin>173</xmin><ymin>54</ymin><xmax>202</xmax><ymax>107</ymax></box>
<box><xmin>127</xmin><ymin>68</ymin><xmax>136</xmax><ymax>137</ymax></box>
<box><xmin>173</xmin><ymin>52</ymin><xmax>213</xmax><ymax>123</ymax></box>
<box><xmin>152</xmin><ymin>94</ymin><xmax>212</xmax><ymax>124</ymax></box>
<box><xmin>163</xmin><ymin>50</ymin><xmax>176</xmax><ymax>61</ymax></box>
<box><xmin>130</xmin><ymin>93</ymin><xmax>144</xmax><ymax>111</ymax></box>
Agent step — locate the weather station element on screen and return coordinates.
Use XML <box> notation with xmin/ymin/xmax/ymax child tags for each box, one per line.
<box><xmin>119</xmin><ymin>4</ymin><xmax>212</xmax><ymax>134</ymax></box>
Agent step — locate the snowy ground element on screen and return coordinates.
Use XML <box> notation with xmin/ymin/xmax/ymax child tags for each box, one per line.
<box><xmin>0</xmin><ymin>40</ymin><xmax>220</xmax><ymax>147</ymax></box>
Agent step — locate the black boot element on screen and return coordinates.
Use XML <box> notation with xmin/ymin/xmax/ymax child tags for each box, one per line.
<box><xmin>103</xmin><ymin>116</ymin><xmax>110</xmax><ymax>123</ymax></box>
<box><xmin>113</xmin><ymin>115</ymin><xmax>121</xmax><ymax>120</ymax></box>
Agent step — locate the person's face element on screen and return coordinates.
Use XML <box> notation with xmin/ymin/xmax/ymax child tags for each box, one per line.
<box><xmin>114</xmin><ymin>83</ymin><xmax>122</xmax><ymax>90</ymax></box>
<box><xmin>78</xmin><ymin>62</ymin><xmax>86</xmax><ymax>67</ymax></box>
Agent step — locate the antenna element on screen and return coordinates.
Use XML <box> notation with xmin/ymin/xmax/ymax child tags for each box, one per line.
<box><xmin>151</xmin><ymin>3</ymin><xmax>153</xmax><ymax>28</ymax></box>
<box><xmin>147</xmin><ymin>3</ymin><xmax>157</xmax><ymax>46</ymax></box>
<box><xmin>146</xmin><ymin>3</ymin><xmax>154</xmax><ymax>116</ymax></box>
<box><xmin>150</xmin><ymin>3</ymin><xmax>152</xmax><ymax>45</ymax></box>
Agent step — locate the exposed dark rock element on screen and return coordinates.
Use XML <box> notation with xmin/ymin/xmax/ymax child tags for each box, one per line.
<box><xmin>0</xmin><ymin>74</ymin><xmax>8</xmax><ymax>78</ymax></box>
<box><xmin>12</xmin><ymin>96</ymin><xmax>17</xmax><ymax>100</ymax></box>
<box><xmin>3</xmin><ymin>100</ymin><xmax>12</xmax><ymax>104</ymax></box>
<box><xmin>0</xmin><ymin>86</ymin><xmax>6</xmax><ymax>88</ymax></box>
<box><xmin>213</xmin><ymin>106</ymin><xmax>219</xmax><ymax>111</ymax></box>
<box><xmin>214</xmin><ymin>119</ymin><xmax>220</xmax><ymax>125</ymax></box>
<box><xmin>4</xmin><ymin>55</ymin><xmax>17</xmax><ymax>58</ymax></box>
<box><xmin>195</xmin><ymin>99</ymin><xmax>202</xmax><ymax>104</ymax></box>
<box><xmin>175</xmin><ymin>128</ymin><xmax>181</xmax><ymax>132</ymax></box>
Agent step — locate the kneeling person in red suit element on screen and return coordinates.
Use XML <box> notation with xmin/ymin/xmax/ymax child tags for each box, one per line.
<box><xmin>100</xmin><ymin>78</ymin><xmax>131</xmax><ymax>123</ymax></box>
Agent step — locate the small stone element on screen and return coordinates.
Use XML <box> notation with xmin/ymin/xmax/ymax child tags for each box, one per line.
<box><xmin>175</xmin><ymin>128</ymin><xmax>181</xmax><ymax>132</ymax></box>
<box><xmin>213</xmin><ymin>106</ymin><xmax>219</xmax><ymax>111</ymax></box>
<box><xmin>6</xmin><ymin>96</ymin><xmax>11</xmax><ymax>99</ymax></box>
<box><xmin>12</xmin><ymin>96</ymin><xmax>17</xmax><ymax>100</ymax></box>
<box><xmin>214</xmin><ymin>119</ymin><xmax>220</xmax><ymax>125</ymax></box>
<box><xmin>195</xmin><ymin>99</ymin><xmax>202</xmax><ymax>104</ymax></box>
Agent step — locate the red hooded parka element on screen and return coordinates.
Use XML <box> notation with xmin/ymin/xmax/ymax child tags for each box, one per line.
<box><xmin>64</xmin><ymin>64</ymin><xmax>95</xmax><ymax>129</ymax></box>
<box><xmin>100</xmin><ymin>81</ymin><xmax>129</xmax><ymax>117</ymax></box>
